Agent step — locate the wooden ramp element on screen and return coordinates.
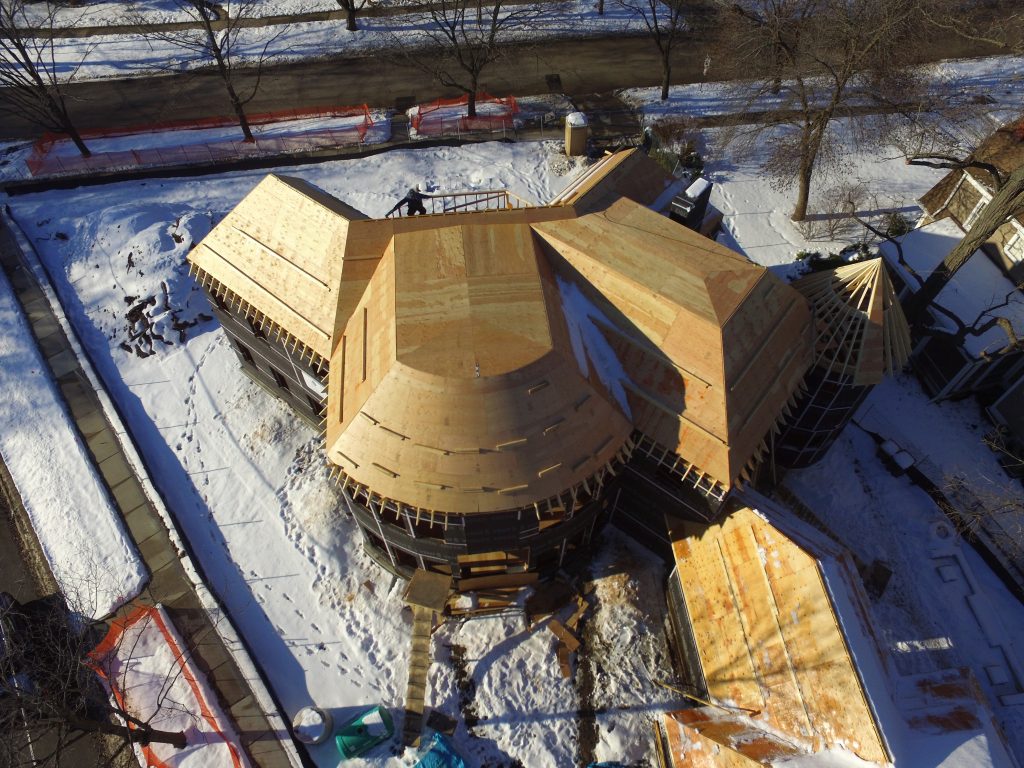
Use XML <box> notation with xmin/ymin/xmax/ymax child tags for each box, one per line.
<box><xmin>403</xmin><ymin>605</ymin><xmax>432</xmax><ymax>746</ymax></box>
<box><xmin>401</xmin><ymin>570</ymin><xmax>451</xmax><ymax>747</ymax></box>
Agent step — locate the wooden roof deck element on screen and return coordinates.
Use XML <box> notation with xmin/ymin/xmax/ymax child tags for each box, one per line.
<box><xmin>669</xmin><ymin>506</ymin><xmax>888</xmax><ymax>764</ymax></box>
<box><xmin>191</xmin><ymin>151</ymin><xmax>815</xmax><ymax>513</ymax></box>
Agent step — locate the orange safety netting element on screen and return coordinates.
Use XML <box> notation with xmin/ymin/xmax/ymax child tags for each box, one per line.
<box><xmin>26</xmin><ymin>104</ymin><xmax>375</xmax><ymax>177</ymax></box>
<box><xmin>410</xmin><ymin>93</ymin><xmax>518</xmax><ymax>136</ymax></box>
<box><xmin>88</xmin><ymin>604</ymin><xmax>245</xmax><ymax>768</ymax></box>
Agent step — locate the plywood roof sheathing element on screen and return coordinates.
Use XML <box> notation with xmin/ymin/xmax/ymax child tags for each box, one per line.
<box><xmin>193</xmin><ymin>153</ymin><xmax>815</xmax><ymax>517</ymax></box>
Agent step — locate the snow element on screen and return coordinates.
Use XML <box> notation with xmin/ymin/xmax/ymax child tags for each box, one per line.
<box><xmin>0</xmin><ymin>264</ymin><xmax>145</xmax><ymax>620</ymax></box>
<box><xmin>620</xmin><ymin>55</ymin><xmax>1024</xmax><ymax>132</ymax></box>
<box><xmin>555</xmin><ymin>275</ymin><xmax>633</xmax><ymax>418</ymax></box>
<box><xmin>879</xmin><ymin>218</ymin><xmax>1024</xmax><ymax>357</ymax></box>
<box><xmin>5</xmin><ymin>141</ymin><xmax>604</xmax><ymax>767</ymax></box>
<box><xmin>23</xmin><ymin>0</ymin><xmax>648</xmax><ymax>84</ymax></box>
<box><xmin>6</xmin><ymin>48</ymin><xmax>1024</xmax><ymax>767</ymax></box>
<box><xmin>566</xmin><ymin>111</ymin><xmax>588</xmax><ymax>127</ymax></box>
<box><xmin>91</xmin><ymin>604</ymin><xmax>250</xmax><ymax>768</ymax></box>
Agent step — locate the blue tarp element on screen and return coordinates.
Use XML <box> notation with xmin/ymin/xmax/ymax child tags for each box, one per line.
<box><xmin>414</xmin><ymin>732</ymin><xmax>467</xmax><ymax>768</ymax></box>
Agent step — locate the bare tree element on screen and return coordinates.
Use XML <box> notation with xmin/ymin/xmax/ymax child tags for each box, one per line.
<box><xmin>1</xmin><ymin>593</ymin><xmax>187</xmax><ymax>767</ymax></box>
<box><xmin>335</xmin><ymin>0</ymin><xmax>369</xmax><ymax>31</ymax></box>
<box><xmin>919</xmin><ymin>0</ymin><xmax>1024</xmax><ymax>56</ymax></box>
<box><xmin>615</xmin><ymin>0</ymin><xmax>686</xmax><ymax>101</ymax></box>
<box><xmin>714</xmin><ymin>0</ymin><xmax>932</xmax><ymax>221</ymax></box>
<box><xmin>941</xmin><ymin>473</ymin><xmax>1024</xmax><ymax>559</ymax></box>
<box><xmin>132</xmin><ymin>0</ymin><xmax>282</xmax><ymax>142</ymax></box>
<box><xmin>0</xmin><ymin>0</ymin><xmax>91</xmax><ymax>156</ymax></box>
<box><xmin>399</xmin><ymin>0</ymin><xmax>541</xmax><ymax>118</ymax></box>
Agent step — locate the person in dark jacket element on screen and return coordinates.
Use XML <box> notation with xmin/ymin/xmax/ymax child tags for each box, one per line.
<box><xmin>386</xmin><ymin>186</ymin><xmax>430</xmax><ymax>217</ymax></box>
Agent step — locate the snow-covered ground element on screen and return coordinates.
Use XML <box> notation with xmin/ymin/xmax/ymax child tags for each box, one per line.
<box><xmin>26</xmin><ymin>0</ymin><xmax>646</xmax><ymax>82</ymax></box>
<box><xmin>621</xmin><ymin>55</ymin><xmax>1024</xmax><ymax>132</ymax></box>
<box><xmin>0</xmin><ymin>265</ymin><xmax>146</xmax><ymax>619</ymax></box>
<box><xmin>6</xmin><ymin>52</ymin><xmax>1024</xmax><ymax>766</ymax></box>
<box><xmin>90</xmin><ymin>604</ymin><xmax>250</xmax><ymax>768</ymax></box>
<box><xmin>5</xmin><ymin>141</ymin><xmax>628</xmax><ymax>767</ymax></box>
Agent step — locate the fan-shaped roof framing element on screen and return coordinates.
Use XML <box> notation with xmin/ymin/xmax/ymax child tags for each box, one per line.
<box><xmin>324</xmin><ymin>217</ymin><xmax>634</xmax><ymax>514</ymax></box>
<box><xmin>792</xmin><ymin>258</ymin><xmax>911</xmax><ymax>386</ymax></box>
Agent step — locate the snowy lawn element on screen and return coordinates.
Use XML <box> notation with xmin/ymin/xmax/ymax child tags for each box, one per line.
<box><xmin>6</xmin><ymin>141</ymin><xmax>688</xmax><ymax>767</ymax></box>
<box><xmin>30</xmin><ymin>0</ymin><xmax>647</xmax><ymax>82</ymax></box>
<box><xmin>0</xmin><ymin>266</ymin><xmax>146</xmax><ymax>619</ymax></box>
<box><xmin>620</xmin><ymin>55</ymin><xmax>1024</xmax><ymax>129</ymax></box>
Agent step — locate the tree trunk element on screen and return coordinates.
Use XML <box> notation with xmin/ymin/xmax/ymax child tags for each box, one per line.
<box><xmin>660</xmin><ymin>55</ymin><xmax>671</xmax><ymax>101</ymax></box>
<box><xmin>225</xmin><ymin>80</ymin><xmax>254</xmax><ymax>142</ymax></box>
<box><xmin>66</xmin><ymin>125</ymin><xmax>91</xmax><ymax>158</ymax></box>
<box><xmin>792</xmin><ymin>159</ymin><xmax>813</xmax><ymax>221</ymax></box>
<box><xmin>905</xmin><ymin>165</ymin><xmax>1024</xmax><ymax>324</ymax></box>
<box><xmin>467</xmin><ymin>85</ymin><xmax>477</xmax><ymax>118</ymax></box>
<box><xmin>345</xmin><ymin>5</ymin><xmax>357</xmax><ymax>30</ymax></box>
<box><xmin>65</xmin><ymin>712</ymin><xmax>187</xmax><ymax>749</ymax></box>
<box><xmin>791</xmin><ymin>121</ymin><xmax>825</xmax><ymax>221</ymax></box>
<box><xmin>597</xmin><ymin>0</ymin><xmax>603</xmax><ymax>14</ymax></box>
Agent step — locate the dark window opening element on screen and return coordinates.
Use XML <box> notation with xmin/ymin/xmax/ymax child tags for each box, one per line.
<box><xmin>270</xmin><ymin>367</ymin><xmax>290</xmax><ymax>391</ymax></box>
<box><xmin>307</xmin><ymin>395</ymin><xmax>326</xmax><ymax>418</ymax></box>
<box><xmin>247</xmin><ymin>316</ymin><xmax>266</xmax><ymax>340</ymax></box>
<box><xmin>235</xmin><ymin>341</ymin><xmax>254</xmax><ymax>365</ymax></box>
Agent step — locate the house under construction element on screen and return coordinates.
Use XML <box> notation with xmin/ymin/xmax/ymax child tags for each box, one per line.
<box><xmin>186</xmin><ymin>150</ymin><xmax>904</xmax><ymax>581</ymax></box>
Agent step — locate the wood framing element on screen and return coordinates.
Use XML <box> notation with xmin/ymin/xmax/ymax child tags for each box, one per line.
<box><xmin>188</xmin><ymin>149</ymin><xmax>817</xmax><ymax>573</ymax></box>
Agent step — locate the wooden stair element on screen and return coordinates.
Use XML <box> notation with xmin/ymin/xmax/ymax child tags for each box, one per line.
<box><xmin>402</xmin><ymin>605</ymin><xmax>433</xmax><ymax>746</ymax></box>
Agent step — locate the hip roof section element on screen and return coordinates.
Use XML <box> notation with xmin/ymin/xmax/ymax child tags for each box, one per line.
<box><xmin>187</xmin><ymin>174</ymin><xmax>366</xmax><ymax>360</ymax></box>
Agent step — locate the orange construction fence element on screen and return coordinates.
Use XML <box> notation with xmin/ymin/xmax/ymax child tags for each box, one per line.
<box><xmin>410</xmin><ymin>93</ymin><xmax>518</xmax><ymax>136</ymax></box>
<box><xmin>88</xmin><ymin>604</ymin><xmax>246</xmax><ymax>768</ymax></box>
<box><xmin>26</xmin><ymin>104</ymin><xmax>375</xmax><ymax>178</ymax></box>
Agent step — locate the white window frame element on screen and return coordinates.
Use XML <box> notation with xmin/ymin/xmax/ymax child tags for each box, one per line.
<box><xmin>963</xmin><ymin>197</ymin><xmax>986</xmax><ymax>229</ymax></box>
<box><xmin>1005</xmin><ymin>231</ymin><xmax>1024</xmax><ymax>264</ymax></box>
<box><xmin>961</xmin><ymin>174</ymin><xmax>993</xmax><ymax>231</ymax></box>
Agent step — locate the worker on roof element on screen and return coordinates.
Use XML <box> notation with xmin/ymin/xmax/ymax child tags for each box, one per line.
<box><xmin>386</xmin><ymin>185</ymin><xmax>431</xmax><ymax>217</ymax></box>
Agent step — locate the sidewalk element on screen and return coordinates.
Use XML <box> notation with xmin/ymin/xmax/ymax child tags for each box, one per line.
<box><xmin>0</xmin><ymin>215</ymin><xmax>306</xmax><ymax>768</ymax></box>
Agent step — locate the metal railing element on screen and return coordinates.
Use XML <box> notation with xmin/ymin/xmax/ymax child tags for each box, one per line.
<box><xmin>385</xmin><ymin>189</ymin><xmax>534</xmax><ymax>218</ymax></box>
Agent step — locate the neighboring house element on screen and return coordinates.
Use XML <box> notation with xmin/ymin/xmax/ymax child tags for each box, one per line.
<box><xmin>880</xmin><ymin>219</ymin><xmax>1024</xmax><ymax>409</ymax></box>
<box><xmin>918</xmin><ymin>118</ymin><xmax>1024</xmax><ymax>284</ymax></box>
<box><xmin>659</xmin><ymin>495</ymin><xmax>1020</xmax><ymax>768</ymax></box>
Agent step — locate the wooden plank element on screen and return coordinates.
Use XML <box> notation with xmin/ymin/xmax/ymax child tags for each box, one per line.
<box><xmin>547</xmin><ymin>618</ymin><xmax>581</xmax><ymax>653</ymax></box>
<box><xmin>456</xmin><ymin>572</ymin><xmax>539</xmax><ymax>591</ymax></box>
<box><xmin>404</xmin><ymin>569</ymin><xmax>452</xmax><ymax>612</ymax></box>
<box><xmin>557</xmin><ymin>644</ymin><xmax>573</xmax><ymax>678</ymax></box>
